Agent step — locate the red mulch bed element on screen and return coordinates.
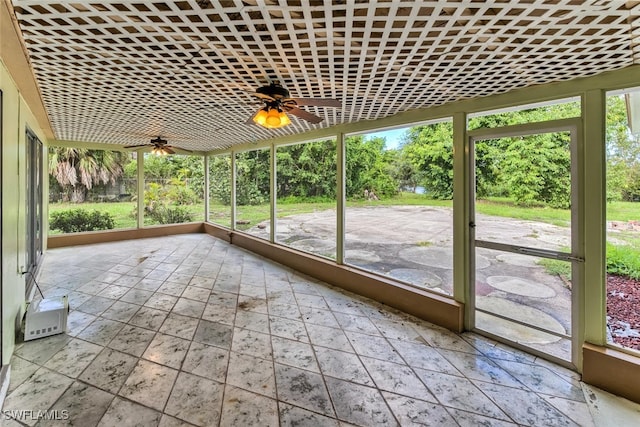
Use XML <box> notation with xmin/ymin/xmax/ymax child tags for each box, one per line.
<box><xmin>607</xmin><ymin>274</ymin><xmax>640</xmax><ymax>350</ymax></box>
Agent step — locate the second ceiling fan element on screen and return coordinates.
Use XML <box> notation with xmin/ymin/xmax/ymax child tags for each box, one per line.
<box><xmin>126</xmin><ymin>136</ymin><xmax>190</xmax><ymax>156</ymax></box>
<box><xmin>247</xmin><ymin>83</ymin><xmax>341</xmax><ymax>129</ymax></box>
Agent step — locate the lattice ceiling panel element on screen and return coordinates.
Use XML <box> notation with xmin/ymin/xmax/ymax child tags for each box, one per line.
<box><xmin>11</xmin><ymin>0</ymin><xmax>639</xmax><ymax>151</ymax></box>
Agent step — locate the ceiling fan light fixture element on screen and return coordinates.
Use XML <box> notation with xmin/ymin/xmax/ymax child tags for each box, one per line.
<box><xmin>252</xmin><ymin>108</ymin><xmax>269</xmax><ymax>126</ymax></box>
<box><xmin>247</xmin><ymin>83</ymin><xmax>338</xmax><ymax>129</ymax></box>
<box><xmin>279</xmin><ymin>110</ymin><xmax>291</xmax><ymax>126</ymax></box>
<box><xmin>266</xmin><ymin>108</ymin><xmax>282</xmax><ymax>127</ymax></box>
<box><xmin>253</xmin><ymin>105</ymin><xmax>291</xmax><ymax>129</ymax></box>
<box><xmin>152</xmin><ymin>146</ymin><xmax>169</xmax><ymax>156</ymax></box>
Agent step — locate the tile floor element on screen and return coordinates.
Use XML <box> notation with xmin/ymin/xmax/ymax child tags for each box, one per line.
<box><xmin>2</xmin><ymin>234</ymin><xmax>640</xmax><ymax>426</ymax></box>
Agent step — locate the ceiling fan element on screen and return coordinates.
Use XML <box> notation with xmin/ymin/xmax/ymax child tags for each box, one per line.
<box><xmin>247</xmin><ymin>83</ymin><xmax>341</xmax><ymax>129</ymax></box>
<box><xmin>125</xmin><ymin>136</ymin><xmax>190</xmax><ymax>156</ymax></box>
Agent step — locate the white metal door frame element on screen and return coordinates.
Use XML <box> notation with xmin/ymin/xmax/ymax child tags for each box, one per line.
<box><xmin>467</xmin><ymin>118</ymin><xmax>583</xmax><ymax>369</ymax></box>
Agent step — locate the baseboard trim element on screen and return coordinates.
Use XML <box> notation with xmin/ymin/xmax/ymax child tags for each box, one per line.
<box><xmin>204</xmin><ymin>224</ymin><xmax>464</xmax><ymax>332</ymax></box>
<box><xmin>583</xmin><ymin>343</ymin><xmax>640</xmax><ymax>404</ymax></box>
<box><xmin>47</xmin><ymin>223</ymin><xmax>205</xmax><ymax>248</ymax></box>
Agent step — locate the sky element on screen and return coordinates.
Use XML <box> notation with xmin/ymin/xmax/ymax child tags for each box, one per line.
<box><xmin>367</xmin><ymin>127</ymin><xmax>409</xmax><ymax>150</ymax></box>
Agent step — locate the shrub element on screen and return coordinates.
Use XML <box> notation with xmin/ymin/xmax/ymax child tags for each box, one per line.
<box><xmin>148</xmin><ymin>205</ymin><xmax>194</xmax><ymax>224</ymax></box>
<box><xmin>141</xmin><ymin>181</ymin><xmax>197</xmax><ymax>224</ymax></box>
<box><xmin>50</xmin><ymin>208</ymin><xmax>115</xmax><ymax>233</ymax></box>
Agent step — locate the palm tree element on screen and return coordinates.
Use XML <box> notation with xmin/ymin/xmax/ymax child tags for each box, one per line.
<box><xmin>49</xmin><ymin>147</ymin><xmax>128</xmax><ymax>203</ymax></box>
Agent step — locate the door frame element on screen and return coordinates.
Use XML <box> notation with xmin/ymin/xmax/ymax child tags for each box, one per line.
<box><xmin>466</xmin><ymin>118</ymin><xmax>584</xmax><ymax>369</ymax></box>
<box><xmin>25</xmin><ymin>128</ymin><xmax>44</xmax><ymax>297</ymax></box>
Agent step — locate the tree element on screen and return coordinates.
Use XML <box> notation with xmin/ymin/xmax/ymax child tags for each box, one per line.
<box><xmin>209</xmin><ymin>154</ymin><xmax>233</xmax><ymax>205</ymax></box>
<box><xmin>138</xmin><ymin>154</ymin><xmax>204</xmax><ymax>196</ymax></box>
<box><xmin>235</xmin><ymin>149</ymin><xmax>270</xmax><ymax>205</ymax></box>
<box><xmin>390</xmin><ymin>149</ymin><xmax>421</xmax><ymax>193</ymax></box>
<box><xmin>499</xmin><ymin>133</ymin><xmax>571</xmax><ymax>208</ymax></box>
<box><xmin>401</xmin><ymin>101</ymin><xmax>580</xmax><ymax>203</ymax></box>
<box><xmin>276</xmin><ymin>139</ymin><xmax>337</xmax><ymax>199</ymax></box>
<box><xmin>606</xmin><ymin>95</ymin><xmax>640</xmax><ymax>201</ymax></box>
<box><xmin>49</xmin><ymin>147</ymin><xmax>128</xmax><ymax>202</ymax></box>
<box><xmin>345</xmin><ymin>135</ymin><xmax>398</xmax><ymax>197</ymax></box>
<box><xmin>403</xmin><ymin>122</ymin><xmax>455</xmax><ymax>199</ymax></box>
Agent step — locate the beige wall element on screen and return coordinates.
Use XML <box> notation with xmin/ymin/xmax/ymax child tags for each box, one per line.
<box><xmin>0</xmin><ymin>1</ymin><xmax>49</xmax><ymax>365</ymax></box>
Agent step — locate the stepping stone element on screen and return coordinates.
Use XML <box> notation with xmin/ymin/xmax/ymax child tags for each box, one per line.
<box><xmin>387</xmin><ymin>268</ymin><xmax>443</xmax><ymax>288</ymax></box>
<box><xmin>496</xmin><ymin>253</ymin><xmax>541</xmax><ymax>268</ymax></box>
<box><xmin>476</xmin><ymin>296</ymin><xmax>565</xmax><ymax>344</ymax></box>
<box><xmin>486</xmin><ymin>276</ymin><xmax>556</xmax><ymax>298</ymax></box>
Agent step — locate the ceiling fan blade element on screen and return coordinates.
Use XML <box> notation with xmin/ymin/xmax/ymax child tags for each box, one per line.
<box><xmin>286</xmin><ymin>98</ymin><xmax>341</xmax><ymax>107</ymax></box>
<box><xmin>198</xmin><ymin>101</ymin><xmax>260</xmax><ymax>111</ymax></box>
<box><xmin>164</xmin><ymin>147</ymin><xmax>176</xmax><ymax>154</ymax></box>
<box><xmin>252</xmin><ymin>92</ymin><xmax>276</xmax><ymax>102</ymax></box>
<box><xmin>285</xmin><ymin>107</ymin><xmax>324</xmax><ymax>124</ymax></box>
<box><xmin>171</xmin><ymin>146</ymin><xmax>193</xmax><ymax>153</ymax></box>
<box><xmin>124</xmin><ymin>144</ymin><xmax>150</xmax><ymax>148</ymax></box>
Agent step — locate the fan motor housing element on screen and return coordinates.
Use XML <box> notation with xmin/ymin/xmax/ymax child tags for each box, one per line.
<box><xmin>257</xmin><ymin>84</ymin><xmax>289</xmax><ymax>99</ymax></box>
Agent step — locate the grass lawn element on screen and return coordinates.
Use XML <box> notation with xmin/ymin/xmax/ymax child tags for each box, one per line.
<box><xmin>49</xmin><ymin>194</ymin><xmax>640</xmax><ymax>236</ymax></box>
<box><xmin>475</xmin><ymin>197</ymin><xmax>570</xmax><ymax>227</ymax></box>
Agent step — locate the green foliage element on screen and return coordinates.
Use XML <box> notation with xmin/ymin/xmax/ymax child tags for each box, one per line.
<box><xmin>606</xmin><ymin>95</ymin><xmax>640</xmax><ymax>202</ymax></box>
<box><xmin>345</xmin><ymin>135</ymin><xmax>399</xmax><ymax>198</ymax></box>
<box><xmin>404</xmin><ymin>122</ymin><xmax>454</xmax><ymax>198</ymax></box>
<box><xmin>278</xmin><ymin>195</ymin><xmax>335</xmax><ymax>204</ymax></box>
<box><xmin>209</xmin><ymin>155</ymin><xmax>233</xmax><ymax>205</ymax></box>
<box><xmin>402</xmin><ymin>122</ymin><xmax>501</xmax><ymax>199</ymax></box>
<box><xmin>123</xmin><ymin>157</ymin><xmax>137</xmax><ymax>179</ymax></box>
<box><xmin>606</xmin><ymin>242</ymin><xmax>640</xmax><ymax>279</ymax></box>
<box><xmin>476</xmin><ymin>197</ymin><xmax>570</xmax><ymax>226</ymax></box>
<box><xmin>235</xmin><ymin>149</ymin><xmax>270</xmax><ymax>205</ymax></box>
<box><xmin>390</xmin><ymin>149</ymin><xmax>421</xmax><ymax>192</ymax></box>
<box><xmin>148</xmin><ymin>205</ymin><xmax>194</xmax><ymax>225</ymax></box>
<box><xmin>143</xmin><ymin>181</ymin><xmax>197</xmax><ymax>224</ymax></box>
<box><xmin>277</xmin><ymin>139</ymin><xmax>337</xmax><ymax>199</ymax></box>
<box><xmin>49</xmin><ymin>202</ymin><xmax>137</xmax><ymax>232</ymax></box>
<box><xmin>498</xmin><ymin>133</ymin><xmax>571</xmax><ymax>208</ymax></box>
<box><xmin>537</xmin><ymin>256</ymin><xmax>572</xmax><ymax>281</ymax></box>
<box><xmin>401</xmin><ymin>102</ymin><xmax>578</xmax><ymax>205</ymax></box>
<box><xmin>49</xmin><ymin>208</ymin><xmax>115</xmax><ymax>233</ymax></box>
<box><xmin>165</xmin><ymin>178</ymin><xmax>199</xmax><ymax>204</ymax></box>
<box><xmin>142</xmin><ymin>154</ymin><xmax>205</xmax><ymax>196</ymax></box>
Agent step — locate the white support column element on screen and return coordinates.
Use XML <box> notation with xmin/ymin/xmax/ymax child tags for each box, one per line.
<box><xmin>204</xmin><ymin>154</ymin><xmax>209</xmax><ymax>223</ymax></box>
<box><xmin>336</xmin><ymin>132</ymin><xmax>346</xmax><ymax>265</ymax></box>
<box><xmin>270</xmin><ymin>144</ymin><xmax>276</xmax><ymax>243</ymax></box>
<box><xmin>230</xmin><ymin>151</ymin><xmax>237</xmax><ymax>231</ymax></box>
<box><xmin>452</xmin><ymin>112</ymin><xmax>470</xmax><ymax>320</ymax></box>
<box><xmin>137</xmin><ymin>151</ymin><xmax>144</xmax><ymax>228</ymax></box>
<box><xmin>583</xmin><ymin>90</ymin><xmax>607</xmax><ymax>347</ymax></box>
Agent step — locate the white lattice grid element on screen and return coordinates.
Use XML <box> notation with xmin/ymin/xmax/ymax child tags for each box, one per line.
<box><xmin>11</xmin><ymin>0</ymin><xmax>639</xmax><ymax>151</ymax></box>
